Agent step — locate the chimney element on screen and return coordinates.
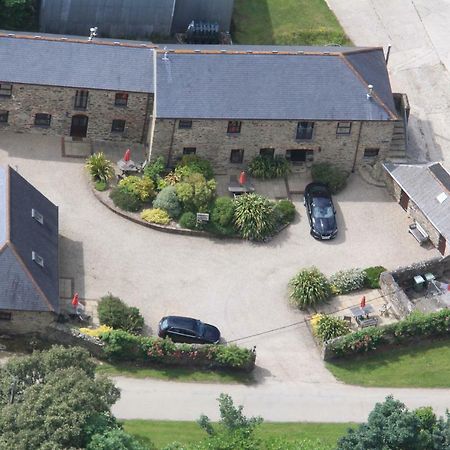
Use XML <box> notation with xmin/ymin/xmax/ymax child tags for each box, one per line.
<box><xmin>367</xmin><ymin>84</ymin><xmax>374</xmax><ymax>99</ymax></box>
<box><xmin>88</xmin><ymin>27</ymin><xmax>98</xmax><ymax>41</ymax></box>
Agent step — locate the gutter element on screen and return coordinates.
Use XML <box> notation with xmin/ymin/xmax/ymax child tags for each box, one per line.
<box><xmin>146</xmin><ymin>49</ymin><xmax>158</xmax><ymax>163</ymax></box>
<box><xmin>352</xmin><ymin>121</ymin><xmax>363</xmax><ymax>172</ymax></box>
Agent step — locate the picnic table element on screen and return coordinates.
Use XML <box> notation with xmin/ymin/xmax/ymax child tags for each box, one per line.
<box><xmin>349</xmin><ymin>305</ymin><xmax>378</xmax><ymax>328</ymax></box>
<box><xmin>117</xmin><ymin>159</ymin><xmax>141</xmax><ymax>176</ymax></box>
<box><xmin>228</xmin><ymin>175</ymin><xmax>255</xmax><ymax>195</ymax></box>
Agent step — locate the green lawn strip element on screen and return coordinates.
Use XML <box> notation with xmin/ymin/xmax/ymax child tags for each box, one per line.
<box><xmin>232</xmin><ymin>0</ymin><xmax>350</xmax><ymax>45</ymax></box>
<box><xmin>327</xmin><ymin>339</ymin><xmax>450</xmax><ymax>387</ymax></box>
<box><xmin>123</xmin><ymin>420</ymin><xmax>355</xmax><ymax>449</ymax></box>
<box><xmin>95</xmin><ymin>361</ymin><xmax>254</xmax><ymax>384</ymax></box>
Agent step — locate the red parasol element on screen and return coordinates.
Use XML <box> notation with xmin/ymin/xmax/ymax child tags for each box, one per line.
<box><xmin>123</xmin><ymin>148</ymin><xmax>131</xmax><ymax>162</ymax></box>
<box><xmin>360</xmin><ymin>296</ymin><xmax>366</xmax><ymax>308</ymax></box>
<box><xmin>71</xmin><ymin>293</ymin><xmax>79</xmax><ymax>308</ymax></box>
<box><xmin>239</xmin><ymin>171</ymin><xmax>247</xmax><ymax>185</ymax></box>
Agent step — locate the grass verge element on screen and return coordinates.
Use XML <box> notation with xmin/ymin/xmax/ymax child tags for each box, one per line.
<box><xmin>232</xmin><ymin>0</ymin><xmax>350</xmax><ymax>45</ymax></box>
<box><xmin>123</xmin><ymin>420</ymin><xmax>355</xmax><ymax>449</ymax></box>
<box><xmin>96</xmin><ymin>361</ymin><xmax>254</xmax><ymax>384</ymax></box>
<box><xmin>327</xmin><ymin>339</ymin><xmax>450</xmax><ymax>387</ymax></box>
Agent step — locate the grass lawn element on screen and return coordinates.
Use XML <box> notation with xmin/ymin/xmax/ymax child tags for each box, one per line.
<box><xmin>327</xmin><ymin>339</ymin><xmax>450</xmax><ymax>387</ymax></box>
<box><xmin>232</xmin><ymin>0</ymin><xmax>350</xmax><ymax>45</ymax></box>
<box><xmin>96</xmin><ymin>361</ymin><xmax>254</xmax><ymax>384</ymax></box>
<box><xmin>123</xmin><ymin>420</ymin><xmax>355</xmax><ymax>449</ymax></box>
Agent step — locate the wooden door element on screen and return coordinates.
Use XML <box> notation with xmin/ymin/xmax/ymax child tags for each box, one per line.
<box><xmin>70</xmin><ymin>115</ymin><xmax>88</xmax><ymax>138</ymax></box>
<box><xmin>399</xmin><ymin>189</ymin><xmax>409</xmax><ymax>211</ymax></box>
<box><xmin>438</xmin><ymin>234</ymin><xmax>446</xmax><ymax>255</ymax></box>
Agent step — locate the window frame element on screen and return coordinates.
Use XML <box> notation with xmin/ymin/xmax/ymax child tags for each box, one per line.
<box><xmin>296</xmin><ymin>122</ymin><xmax>315</xmax><ymax>140</ymax></box>
<box><xmin>31</xmin><ymin>208</ymin><xmax>44</xmax><ymax>225</ymax></box>
<box><xmin>336</xmin><ymin>122</ymin><xmax>352</xmax><ymax>135</ymax></box>
<box><xmin>260</xmin><ymin>148</ymin><xmax>275</xmax><ymax>159</ymax></box>
<box><xmin>179</xmin><ymin>120</ymin><xmax>193</xmax><ymax>129</ymax></box>
<box><xmin>183</xmin><ymin>147</ymin><xmax>196</xmax><ymax>155</ymax></box>
<box><xmin>227</xmin><ymin>121</ymin><xmax>242</xmax><ymax>134</ymax></box>
<box><xmin>115</xmin><ymin>92</ymin><xmax>129</xmax><ymax>107</ymax></box>
<box><xmin>111</xmin><ymin>119</ymin><xmax>126</xmax><ymax>133</ymax></box>
<box><xmin>32</xmin><ymin>251</ymin><xmax>44</xmax><ymax>267</ymax></box>
<box><xmin>34</xmin><ymin>113</ymin><xmax>52</xmax><ymax>127</ymax></box>
<box><xmin>0</xmin><ymin>110</ymin><xmax>8</xmax><ymax>123</ymax></box>
<box><xmin>0</xmin><ymin>83</ymin><xmax>12</xmax><ymax>97</ymax></box>
<box><xmin>285</xmin><ymin>149</ymin><xmax>314</xmax><ymax>163</ymax></box>
<box><xmin>230</xmin><ymin>149</ymin><xmax>244</xmax><ymax>164</ymax></box>
<box><xmin>74</xmin><ymin>90</ymin><xmax>89</xmax><ymax>110</ymax></box>
<box><xmin>0</xmin><ymin>312</ymin><xmax>12</xmax><ymax>321</ymax></box>
<box><xmin>363</xmin><ymin>148</ymin><xmax>380</xmax><ymax>159</ymax></box>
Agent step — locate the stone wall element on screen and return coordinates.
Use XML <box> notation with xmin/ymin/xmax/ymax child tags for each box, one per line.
<box><xmin>0</xmin><ymin>83</ymin><xmax>152</xmax><ymax>143</ymax></box>
<box><xmin>150</xmin><ymin>118</ymin><xmax>394</xmax><ymax>173</ymax></box>
<box><xmin>0</xmin><ymin>310</ymin><xmax>56</xmax><ymax>335</ymax></box>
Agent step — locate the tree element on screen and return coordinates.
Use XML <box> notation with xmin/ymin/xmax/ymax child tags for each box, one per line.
<box><xmin>337</xmin><ymin>396</ymin><xmax>450</xmax><ymax>450</ymax></box>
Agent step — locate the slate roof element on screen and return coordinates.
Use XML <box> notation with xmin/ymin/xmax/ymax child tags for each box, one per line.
<box><xmin>156</xmin><ymin>47</ymin><xmax>397</xmax><ymax>121</ymax></box>
<box><xmin>0</xmin><ymin>34</ymin><xmax>154</xmax><ymax>93</ymax></box>
<box><xmin>384</xmin><ymin>162</ymin><xmax>450</xmax><ymax>242</ymax></box>
<box><xmin>0</xmin><ymin>167</ymin><xmax>59</xmax><ymax>313</ymax></box>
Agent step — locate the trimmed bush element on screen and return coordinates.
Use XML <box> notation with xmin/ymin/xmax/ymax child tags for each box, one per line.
<box><xmin>248</xmin><ymin>155</ymin><xmax>291</xmax><ymax>179</ymax></box>
<box><xmin>179</xmin><ymin>211</ymin><xmax>197</xmax><ymax>229</ymax></box>
<box><xmin>141</xmin><ymin>208</ymin><xmax>171</xmax><ymax>225</ymax></box>
<box><xmin>315</xmin><ymin>315</ymin><xmax>350</xmax><ymax>342</ymax></box>
<box><xmin>177</xmin><ymin>155</ymin><xmax>214</xmax><ymax>180</ymax></box>
<box><xmin>274</xmin><ymin>199</ymin><xmax>296</xmax><ymax>225</ymax></box>
<box><xmin>85</xmin><ymin>152</ymin><xmax>115</xmax><ymax>182</ymax></box>
<box><xmin>311</xmin><ymin>163</ymin><xmax>348</xmax><ymax>194</ymax></box>
<box><xmin>94</xmin><ymin>180</ymin><xmax>107</xmax><ymax>191</ymax></box>
<box><xmin>175</xmin><ymin>173</ymin><xmax>216</xmax><ymax>212</ymax></box>
<box><xmin>210</xmin><ymin>196</ymin><xmax>236</xmax><ymax>236</ymax></box>
<box><xmin>153</xmin><ymin>186</ymin><xmax>182</xmax><ymax>218</ymax></box>
<box><xmin>289</xmin><ymin>267</ymin><xmax>331</xmax><ymax>309</ymax></box>
<box><xmin>143</xmin><ymin>156</ymin><xmax>166</xmax><ymax>182</ymax></box>
<box><xmin>329</xmin><ymin>268</ymin><xmax>366</xmax><ymax>295</ymax></box>
<box><xmin>233</xmin><ymin>193</ymin><xmax>277</xmax><ymax>241</ymax></box>
<box><xmin>328</xmin><ymin>327</ymin><xmax>387</xmax><ymax>357</ymax></box>
<box><xmin>364</xmin><ymin>266</ymin><xmax>387</xmax><ymax>289</ymax></box>
<box><xmin>118</xmin><ymin>175</ymin><xmax>155</xmax><ymax>202</ymax></box>
<box><xmin>109</xmin><ymin>187</ymin><xmax>141</xmax><ymax>212</ymax></box>
<box><xmin>97</xmin><ymin>294</ymin><xmax>144</xmax><ymax>335</ymax></box>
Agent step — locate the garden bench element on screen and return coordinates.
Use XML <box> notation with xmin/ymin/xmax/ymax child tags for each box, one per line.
<box><xmin>409</xmin><ymin>222</ymin><xmax>428</xmax><ymax>245</ymax></box>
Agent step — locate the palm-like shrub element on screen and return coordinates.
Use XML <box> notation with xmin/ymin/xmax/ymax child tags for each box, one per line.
<box><xmin>329</xmin><ymin>268</ymin><xmax>365</xmax><ymax>295</ymax></box>
<box><xmin>118</xmin><ymin>175</ymin><xmax>155</xmax><ymax>202</ymax></box>
<box><xmin>153</xmin><ymin>186</ymin><xmax>181</xmax><ymax>218</ymax></box>
<box><xmin>85</xmin><ymin>152</ymin><xmax>115</xmax><ymax>182</ymax></box>
<box><xmin>311</xmin><ymin>163</ymin><xmax>348</xmax><ymax>194</ymax></box>
<box><xmin>141</xmin><ymin>208</ymin><xmax>171</xmax><ymax>225</ymax></box>
<box><xmin>315</xmin><ymin>315</ymin><xmax>350</xmax><ymax>342</ymax></box>
<box><xmin>289</xmin><ymin>267</ymin><xmax>331</xmax><ymax>309</ymax></box>
<box><xmin>248</xmin><ymin>155</ymin><xmax>291</xmax><ymax>179</ymax></box>
<box><xmin>233</xmin><ymin>193</ymin><xmax>276</xmax><ymax>241</ymax></box>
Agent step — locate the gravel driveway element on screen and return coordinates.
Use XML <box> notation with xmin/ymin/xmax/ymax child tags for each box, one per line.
<box><xmin>0</xmin><ymin>131</ymin><xmax>438</xmax><ymax>384</ymax></box>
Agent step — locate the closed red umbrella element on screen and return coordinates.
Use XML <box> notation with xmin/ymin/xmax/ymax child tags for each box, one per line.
<box><xmin>71</xmin><ymin>293</ymin><xmax>79</xmax><ymax>308</ymax></box>
<box><xmin>123</xmin><ymin>148</ymin><xmax>131</xmax><ymax>162</ymax></box>
<box><xmin>239</xmin><ymin>171</ymin><xmax>247</xmax><ymax>185</ymax></box>
<box><xmin>360</xmin><ymin>296</ymin><xmax>366</xmax><ymax>308</ymax></box>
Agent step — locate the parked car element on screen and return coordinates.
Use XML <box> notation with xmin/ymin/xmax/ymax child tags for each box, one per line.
<box><xmin>304</xmin><ymin>182</ymin><xmax>338</xmax><ymax>240</ymax></box>
<box><xmin>158</xmin><ymin>316</ymin><xmax>221</xmax><ymax>344</ymax></box>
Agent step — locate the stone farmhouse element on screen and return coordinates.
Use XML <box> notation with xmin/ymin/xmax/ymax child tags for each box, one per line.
<box><xmin>0</xmin><ymin>166</ymin><xmax>59</xmax><ymax>334</ymax></box>
<box><xmin>0</xmin><ymin>33</ymin><xmax>404</xmax><ymax>173</ymax></box>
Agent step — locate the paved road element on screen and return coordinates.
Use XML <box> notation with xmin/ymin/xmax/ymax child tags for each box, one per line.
<box><xmin>327</xmin><ymin>0</ymin><xmax>450</xmax><ymax>167</ymax></box>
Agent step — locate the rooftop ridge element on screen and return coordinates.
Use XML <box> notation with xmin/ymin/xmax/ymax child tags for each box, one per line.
<box><xmin>156</xmin><ymin>48</ymin><xmax>344</xmax><ymax>56</ymax></box>
<box><xmin>0</xmin><ymin>33</ymin><xmax>157</xmax><ymax>49</ymax></box>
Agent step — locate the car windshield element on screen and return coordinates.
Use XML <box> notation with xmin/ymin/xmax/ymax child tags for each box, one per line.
<box><xmin>160</xmin><ymin>318</ymin><xmax>169</xmax><ymax>329</ymax></box>
<box><xmin>312</xmin><ymin>205</ymin><xmax>334</xmax><ymax>219</ymax></box>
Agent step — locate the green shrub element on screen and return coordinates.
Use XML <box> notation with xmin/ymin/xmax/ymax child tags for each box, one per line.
<box><xmin>179</xmin><ymin>211</ymin><xmax>197</xmax><ymax>229</ymax></box>
<box><xmin>274</xmin><ymin>199</ymin><xmax>296</xmax><ymax>225</ymax></box>
<box><xmin>311</xmin><ymin>163</ymin><xmax>348</xmax><ymax>194</ymax></box>
<box><xmin>153</xmin><ymin>186</ymin><xmax>182</xmax><ymax>218</ymax></box>
<box><xmin>248</xmin><ymin>155</ymin><xmax>290</xmax><ymax>179</ymax></box>
<box><xmin>175</xmin><ymin>173</ymin><xmax>217</xmax><ymax>212</ymax></box>
<box><xmin>141</xmin><ymin>208</ymin><xmax>171</xmax><ymax>225</ymax></box>
<box><xmin>118</xmin><ymin>175</ymin><xmax>155</xmax><ymax>202</ymax></box>
<box><xmin>97</xmin><ymin>294</ymin><xmax>144</xmax><ymax>335</ymax></box>
<box><xmin>328</xmin><ymin>327</ymin><xmax>387</xmax><ymax>357</ymax></box>
<box><xmin>85</xmin><ymin>152</ymin><xmax>115</xmax><ymax>182</ymax></box>
<box><xmin>95</xmin><ymin>180</ymin><xmax>107</xmax><ymax>191</ymax></box>
<box><xmin>233</xmin><ymin>193</ymin><xmax>276</xmax><ymax>241</ymax></box>
<box><xmin>210</xmin><ymin>196</ymin><xmax>236</xmax><ymax>236</ymax></box>
<box><xmin>289</xmin><ymin>267</ymin><xmax>331</xmax><ymax>309</ymax></box>
<box><xmin>177</xmin><ymin>155</ymin><xmax>214</xmax><ymax>180</ymax></box>
<box><xmin>329</xmin><ymin>268</ymin><xmax>365</xmax><ymax>295</ymax></box>
<box><xmin>109</xmin><ymin>187</ymin><xmax>142</xmax><ymax>212</ymax></box>
<box><xmin>364</xmin><ymin>266</ymin><xmax>387</xmax><ymax>289</ymax></box>
<box><xmin>315</xmin><ymin>315</ymin><xmax>350</xmax><ymax>342</ymax></box>
<box><xmin>143</xmin><ymin>156</ymin><xmax>166</xmax><ymax>182</ymax></box>
<box><xmin>100</xmin><ymin>329</ymin><xmax>145</xmax><ymax>360</ymax></box>
<box><xmin>210</xmin><ymin>344</ymin><xmax>254</xmax><ymax>368</ymax></box>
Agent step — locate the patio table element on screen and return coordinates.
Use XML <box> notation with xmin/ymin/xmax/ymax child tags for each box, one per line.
<box><xmin>117</xmin><ymin>159</ymin><xmax>141</xmax><ymax>176</ymax></box>
<box><xmin>349</xmin><ymin>304</ymin><xmax>375</xmax><ymax>318</ymax></box>
<box><xmin>228</xmin><ymin>175</ymin><xmax>255</xmax><ymax>195</ymax></box>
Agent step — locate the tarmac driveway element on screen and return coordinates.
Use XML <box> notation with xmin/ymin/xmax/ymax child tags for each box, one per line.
<box><xmin>0</xmin><ymin>132</ymin><xmax>438</xmax><ymax>384</ymax></box>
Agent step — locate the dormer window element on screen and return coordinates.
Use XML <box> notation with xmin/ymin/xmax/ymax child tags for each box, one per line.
<box><xmin>32</xmin><ymin>251</ymin><xmax>44</xmax><ymax>267</ymax></box>
<box><xmin>31</xmin><ymin>208</ymin><xmax>44</xmax><ymax>224</ymax></box>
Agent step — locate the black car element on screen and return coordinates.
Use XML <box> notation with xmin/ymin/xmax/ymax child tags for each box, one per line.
<box><xmin>158</xmin><ymin>316</ymin><xmax>221</xmax><ymax>344</ymax></box>
<box><xmin>304</xmin><ymin>182</ymin><xmax>338</xmax><ymax>240</ymax></box>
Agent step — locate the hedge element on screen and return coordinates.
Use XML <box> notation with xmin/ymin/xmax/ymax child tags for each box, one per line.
<box><xmin>100</xmin><ymin>329</ymin><xmax>255</xmax><ymax>372</ymax></box>
<box><xmin>326</xmin><ymin>309</ymin><xmax>450</xmax><ymax>359</ymax></box>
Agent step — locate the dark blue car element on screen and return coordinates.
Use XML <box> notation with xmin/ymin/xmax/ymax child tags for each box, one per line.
<box><xmin>158</xmin><ymin>316</ymin><xmax>221</xmax><ymax>344</ymax></box>
<box><xmin>304</xmin><ymin>182</ymin><xmax>338</xmax><ymax>240</ymax></box>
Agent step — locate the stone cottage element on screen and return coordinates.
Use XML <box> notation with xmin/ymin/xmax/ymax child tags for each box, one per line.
<box><xmin>0</xmin><ymin>166</ymin><xmax>59</xmax><ymax>334</ymax></box>
<box><xmin>0</xmin><ymin>33</ymin><xmax>401</xmax><ymax>173</ymax></box>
